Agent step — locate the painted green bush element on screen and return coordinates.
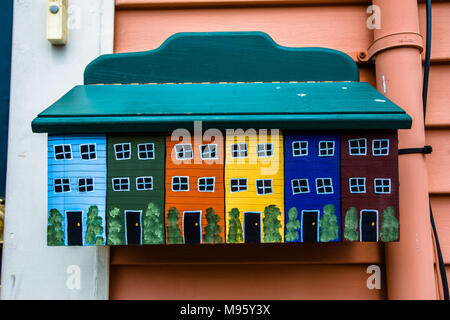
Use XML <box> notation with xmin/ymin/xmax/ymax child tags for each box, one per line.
<box><xmin>344</xmin><ymin>207</ymin><xmax>359</xmax><ymax>241</ymax></box>
<box><xmin>47</xmin><ymin>208</ymin><xmax>64</xmax><ymax>246</ymax></box>
<box><xmin>142</xmin><ymin>202</ymin><xmax>165</xmax><ymax>244</ymax></box>
<box><xmin>263</xmin><ymin>204</ymin><xmax>282</xmax><ymax>243</ymax></box>
<box><xmin>285</xmin><ymin>207</ymin><xmax>300</xmax><ymax>242</ymax></box>
<box><xmin>203</xmin><ymin>207</ymin><xmax>223</xmax><ymax>244</ymax></box>
<box><xmin>85</xmin><ymin>205</ymin><xmax>104</xmax><ymax>245</ymax></box>
<box><xmin>319</xmin><ymin>204</ymin><xmax>339</xmax><ymax>242</ymax></box>
<box><xmin>107</xmin><ymin>206</ymin><xmax>125</xmax><ymax>245</ymax></box>
<box><xmin>167</xmin><ymin>207</ymin><xmax>183</xmax><ymax>244</ymax></box>
<box><xmin>380</xmin><ymin>206</ymin><xmax>399</xmax><ymax>242</ymax></box>
<box><xmin>227</xmin><ymin>208</ymin><xmax>243</xmax><ymax>243</ymax></box>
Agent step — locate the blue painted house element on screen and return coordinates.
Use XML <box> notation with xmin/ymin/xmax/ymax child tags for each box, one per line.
<box><xmin>284</xmin><ymin>134</ymin><xmax>341</xmax><ymax>242</ymax></box>
<box><xmin>47</xmin><ymin>134</ymin><xmax>107</xmax><ymax>246</ymax></box>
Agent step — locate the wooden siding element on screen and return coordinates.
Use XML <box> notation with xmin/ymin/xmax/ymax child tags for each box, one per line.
<box><xmin>165</xmin><ymin>134</ymin><xmax>225</xmax><ymax>244</ymax></box>
<box><xmin>106</xmin><ymin>134</ymin><xmax>166</xmax><ymax>245</ymax></box>
<box><xmin>110</xmin><ymin>0</ymin><xmax>450</xmax><ymax>299</ymax></box>
<box><xmin>224</xmin><ymin>131</ymin><xmax>284</xmax><ymax>243</ymax></box>
<box><xmin>48</xmin><ymin>134</ymin><xmax>107</xmax><ymax>246</ymax></box>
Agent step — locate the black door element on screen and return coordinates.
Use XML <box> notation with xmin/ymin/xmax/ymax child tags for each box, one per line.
<box><xmin>302</xmin><ymin>210</ymin><xmax>319</xmax><ymax>242</ymax></box>
<box><xmin>183</xmin><ymin>211</ymin><xmax>201</xmax><ymax>244</ymax></box>
<box><xmin>361</xmin><ymin>210</ymin><xmax>378</xmax><ymax>242</ymax></box>
<box><xmin>244</xmin><ymin>212</ymin><xmax>261</xmax><ymax>243</ymax></box>
<box><xmin>126</xmin><ymin>211</ymin><xmax>142</xmax><ymax>245</ymax></box>
<box><xmin>67</xmin><ymin>211</ymin><xmax>83</xmax><ymax>246</ymax></box>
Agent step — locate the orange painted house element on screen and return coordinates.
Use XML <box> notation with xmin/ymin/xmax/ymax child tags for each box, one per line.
<box><xmin>164</xmin><ymin>134</ymin><xmax>225</xmax><ymax>244</ymax></box>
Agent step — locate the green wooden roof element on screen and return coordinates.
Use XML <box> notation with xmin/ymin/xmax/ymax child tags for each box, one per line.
<box><xmin>31</xmin><ymin>81</ymin><xmax>412</xmax><ymax>133</ymax></box>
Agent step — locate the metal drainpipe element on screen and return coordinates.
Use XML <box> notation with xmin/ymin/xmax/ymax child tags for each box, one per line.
<box><xmin>364</xmin><ymin>0</ymin><xmax>436</xmax><ymax>299</ymax></box>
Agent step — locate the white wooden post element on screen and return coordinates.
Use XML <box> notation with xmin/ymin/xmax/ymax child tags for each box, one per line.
<box><xmin>1</xmin><ymin>0</ymin><xmax>114</xmax><ymax>299</ymax></box>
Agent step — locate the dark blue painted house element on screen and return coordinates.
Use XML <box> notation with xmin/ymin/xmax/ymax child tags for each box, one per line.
<box><xmin>284</xmin><ymin>134</ymin><xmax>341</xmax><ymax>242</ymax></box>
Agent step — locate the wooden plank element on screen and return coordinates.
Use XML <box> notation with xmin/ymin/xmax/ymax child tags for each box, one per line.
<box><xmin>419</xmin><ymin>3</ymin><xmax>450</xmax><ymax>63</ymax></box>
<box><xmin>85</xmin><ymin>31</ymin><xmax>359</xmax><ymax>84</ymax></box>
<box><xmin>425</xmin><ymin>64</ymin><xmax>450</xmax><ymax>128</ymax></box>
<box><xmin>116</xmin><ymin>0</ymin><xmax>449</xmax><ymax>9</ymax></box>
<box><xmin>110</xmin><ymin>241</ymin><xmax>384</xmax><ymax>264</ymax></box>
<box><xmin>425</xmin><ymin>129</ymin><xmax>450</xmax><ymax>194</ymax></box>
<box><xmin>109</xmin><ymin>264</ymin><xmax>386</xmax><ymax>299</ymax></box>
<box><xmin>114</xmin><ymin>6</ymin><xmax>372</xmax><ymax>59</ymax></box>
<box><xmin>430</xmin><ymin>195</ymin><xmax>450</xmax><ymax>264</ymax></box>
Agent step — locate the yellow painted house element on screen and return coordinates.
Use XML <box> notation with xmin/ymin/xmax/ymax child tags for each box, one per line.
<box><xmin>225</xmin><ymin>130</ymin><xmax>284</xmax><ymax>243</ymax></box>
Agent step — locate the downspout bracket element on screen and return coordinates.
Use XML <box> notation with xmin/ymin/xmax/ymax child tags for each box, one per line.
<box><xmin>358</xmin><ymin>32</ymin><xmax>424</xmax><ymax>63</ymax></box>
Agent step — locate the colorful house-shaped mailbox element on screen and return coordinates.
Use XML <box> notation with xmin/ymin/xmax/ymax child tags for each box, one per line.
<box><xmin>31</xmin><ymin>32</ymin><xmax>412</xmax><ymax>246</ymax></box>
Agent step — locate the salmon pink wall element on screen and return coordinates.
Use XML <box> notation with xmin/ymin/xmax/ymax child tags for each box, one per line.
<box><xmin>110</xmin><ymin>0</ymin><xmax>450</xmax><ymax>299</ymax></box>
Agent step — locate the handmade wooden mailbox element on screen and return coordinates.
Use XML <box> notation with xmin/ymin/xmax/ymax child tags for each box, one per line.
<box><xmin>31</xmin><ymin>32</ymin><xmax>412</xmax><ymax>246</ymax></box>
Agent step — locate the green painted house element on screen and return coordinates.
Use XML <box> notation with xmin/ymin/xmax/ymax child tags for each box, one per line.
<box><xmin>106</xmin><ymin>134</ymin><xmax>166</xmax><ymax>245</ymax></box>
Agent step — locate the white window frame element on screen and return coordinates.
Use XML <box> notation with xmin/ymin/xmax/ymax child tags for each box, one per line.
<box><xmin>112</xmin><ymin>177</ymin><xmax>130</xmax><ymax>192</ymax></box>
<box><xmin>315</xmin><ymin>178</ymin><xmax>334</xmax><ymax>194</ymax></box>
<box><xmin>79</xmin><ymin>143</ymin><xmax>97</xmax><ymax>161</ymax></box>
<box><xmin>174</xmin><ymin>144</ymin><xmax>193</xmax><ymax>160</ymax></box>
<box><xmin>348</xmin><ymin>138</ymin><xmax>367</xmax><ymax>156</ymax></box>
<box><xmin>372</xmin><ymin>139</ymin><xmax>390</xmax><ymax>156</ymax></box>
<box><xmin>136</xmin><ymin>176</ymin><xmax>153</xmax><ymax>191</ymax></box>
<box><xmin>172</xmin><ymin>176</ymin><xmax>189</xmax><ymax>192</ymax></box>
<box><xmin>53</xmin><ymin>178</ymin><xmax>71</xmax><ymax>193</ymax></box>
<box><xmin>230</xmin><ymin>178</ymin><xmax>248</xmax><ymax>193</ymax></box>
<box><xmin>318</xmin><ymin>141</ymin><xmax>335</xmax><ymax>157</ymax></box>
<box><xmin>199</xmin><ymin>144</ymin><xmax>218</xmax><ymax>160</ymax></box>
<box><xmin>197</xmin><ymin>177</ymin><xmax>215</xmax><ymax>192</ymax></box>
<box><xmin>255</xmin><ymin>179</ymin><xmax>273</xmax><ymax>195</ymax></box>
<box><xmin>53</xmin><ymin>144</ymin><xmax>72</xmax><ymax>161</ymax></box>
<box><xmin>114</xmin><ymin>143</ymin><xmax>131</xmax><ymax>160</ymax></box>
<box><xmin>257</xmin><ymin>143</ymin><xmax>274</xmax><ymax>158</ymax></box>
<box><xmin>349</xmin><ymin>177</ymin><xmax>366</xmax><ymax>194</ymax></box>
<box><xmin>230</xmin><ymin>143</ymin><xmax>248</xmax><ymax>158</ymax></box>
<box><xmin>292</xmin><ymin>141</ymin><xmax>308</xmax><ymax>157</ymax></box>
<box><xmin>374</xmin><ymin>178</ymin><xmax>392</xmax><ymax>194</ymax></box>
<box><xmin>78</xmin><ymin>177</ymin><xmax>94</xmax><ymax>193</ymax></box>
<box><xmin>291</xmin><ymin>178</ymin><xmax>310</xmax><ymax>195</ymax></box>
<box><xmin>137</xmin><ymin>143</ymin><xmax>155</xmax><ymax>160</ymax></box>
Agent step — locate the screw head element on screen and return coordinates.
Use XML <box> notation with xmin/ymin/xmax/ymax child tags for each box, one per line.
<box><xmin>49</xmin><ymin>4</ymin><xmax>59</xmax><ymax>14</ymax></box>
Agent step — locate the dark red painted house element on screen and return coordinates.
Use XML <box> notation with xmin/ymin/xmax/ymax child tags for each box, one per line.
<box><xmin>341</xmin><ymin>132</ymin><xmax>399</xmax><ymax>242</ymax></box>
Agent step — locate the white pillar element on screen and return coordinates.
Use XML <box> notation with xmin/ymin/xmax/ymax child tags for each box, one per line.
<box><xmin>1</xmin><ymin>0</ymin><xmax>114</xmax><ymax>300</ymax></box>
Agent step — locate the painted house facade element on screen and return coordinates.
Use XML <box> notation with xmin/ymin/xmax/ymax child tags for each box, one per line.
<box><xmin>47</xmin><ymin>134</ymin><xmax>107</xmax><ymax>246</ymax></box>
<box><xmin>341</xmin><ymin>132</ymin><xmax>399</xmax><ymax>242</ymax></box>
<box><xmin>225</xmin><ymin>131</ymin><xmax>284</xmax><ymax>243</ymax></box>
<box><xmin>106</xmin><ymin>134</ymin><xmax>166</xmax><ymax>245</ymax></box>
<box><xmin>284</xmin><ymin>133</ymin><xmax>341</xmax><ymax>243</ymax></box>
<box><xmin>165</xmin><ymin>135</ymin><xmax>225</xmax><ymax>244</ymax></box>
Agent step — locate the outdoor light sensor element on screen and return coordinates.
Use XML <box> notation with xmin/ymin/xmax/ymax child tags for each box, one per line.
<box><xmin>46</xmin><ymin>0</ymin><xmax>68</xmax><ymax>45</ymax></box>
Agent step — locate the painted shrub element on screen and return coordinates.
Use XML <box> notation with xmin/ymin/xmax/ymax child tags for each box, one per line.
<box><xmin>224</xmin><ymin>130</ymin><xmax>284</xmax><ymax>243</ymax></box>
<box><xmin>341</xmin><ymin>131</ymin><xmax>399</xmax><ymax>242</ymax></box>
<box><xmin>283</xmin><ymin>134</ymin><xmax>341</xmax><ymax>243</ymax></box>
<box><xmin>47</xmin><ymin>134</ymin><xmax>107</xmax><ymax>246</ymax></box>
<box><xmin>165</xmin><ymin>134</ymin><xmax>225</xmax><ymax>244</ymax></box>
<box><xmin>106</xmin><ymin>134</ymin><xmax>166</xmax><ymax>245</ymax></box>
